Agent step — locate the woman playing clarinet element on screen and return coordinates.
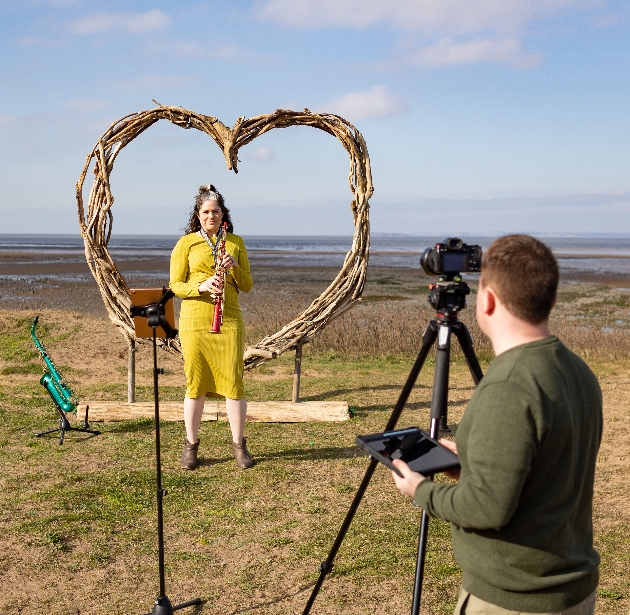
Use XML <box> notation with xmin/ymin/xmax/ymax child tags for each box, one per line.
<box><xmin>170</xmin><ymin>184</ymin><xmax>253</xmax><ymax>470</ymax></box>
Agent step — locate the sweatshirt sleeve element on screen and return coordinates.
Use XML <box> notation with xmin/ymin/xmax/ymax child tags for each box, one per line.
<box><xmin>413</xmin><ymin>381</ymin><xmax>539</xmax><ymax>530</ymax></box>
<box><xmin>169</xmin><ymin>237</ymin><xmax>202</xmax><ymax>298</ymax></box>
<box><xmin>229</xmin><ymin>236</ymin><xmax>253</xmax><ymax>293</ymax></box>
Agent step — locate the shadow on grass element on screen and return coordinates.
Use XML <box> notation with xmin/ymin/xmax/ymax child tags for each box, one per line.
<box><xmin>31</xmin><ymin>429</ymin><xmax>102</xmax><ymax>444</ymax></box>
<box><xmin>182</xmin><ymin>445</ymin><xmax>362</xmax><ymax>469</ymax></box>
<box><xmin>255</xmin><ymin>444</ymin><xmax>361</xmax><ymax>463</ymax></box>
<box><xmin>228</xmin><ymin>582</ymin><xmax>315</xmax><ymax>614</ymax></box>
<box><xmin>301</xmin><ymin>382</ymin><xmax>430</xmax><ymax>401</ymax></box>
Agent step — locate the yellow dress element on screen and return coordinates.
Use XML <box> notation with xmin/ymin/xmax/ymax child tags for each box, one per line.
<box><xmin>169</xmin><ymin>232</ymin><xmax>253</xmax><ymax>399</ymax></box>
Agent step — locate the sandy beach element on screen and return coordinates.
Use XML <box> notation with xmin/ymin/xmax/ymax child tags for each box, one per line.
<box><xmin>2</xmin><ymin>245</ymin><xmax>630</xmax><ymax>318</ymax></box>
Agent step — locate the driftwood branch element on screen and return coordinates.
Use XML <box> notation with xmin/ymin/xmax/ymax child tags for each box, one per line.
<box><xmin>75</xmin><ymin>104</ymin><xmax>372</xmax><ymax>369</ymax></box>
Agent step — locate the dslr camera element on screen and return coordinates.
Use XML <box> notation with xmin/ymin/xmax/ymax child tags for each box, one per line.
<box><xmin>420</xmin><ymin>238</ymin><xmax>482</xmax><ymax>314</ymax></box>
<box><xmin>421</xmin><ymin>238</ymin><xmax>482</xmax><ymax>277</ymax></box>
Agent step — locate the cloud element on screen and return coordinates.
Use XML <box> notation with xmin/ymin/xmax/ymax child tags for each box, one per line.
<box><xmin>257</xmin><ymin>0</ymin><xmax>597</xmax><ymax>70</ymax></box>
<box><xmin>320</xmin><ymin>85</ymin><xmax>408</xmax><ymax>121</ymax></box>
<box><xmin>0</xmin><ymin>114</ymin><xmax>18</xmax><ymax>127</ymax></box>
<box><xmin>112</xmin><ymin>73</ymin><xmax>195</xmax><ymax>91</ymax></box>
<box><xmin>408</xmin><ymin>37</ymin><xmax>544</xmax><ymax>68</ymax></box>
<box><xmin>593</xmin><ymin>13</ymin><xmax>622</xmax><ymax>27</ymax></box>
<box><xmin>256</xmin><ymin>0</ymin><xmax>588</xmax><ymax>34</ymax></box>
<box><xmin>33</xmin><ymin>0</ymin><xmax>84</xmax><ymax>6</ymax></box>
<box><xmin>64</xmin><ymin>98</ymin><xmax>111</xmax><ymax>113</ymax></box>
<box><xmin>16</xmin><ymin>35</ymin><xmax>71</xmax><ymax>48</ymax></box>
<box><xmin>144</xmin><ymin>40</ymin><xmax>246</xmax><ymax>60</ymax></box>
<box><xmin>66</xmin><ymin>9</ymin><xmax>170</xmax><ymax>35</ymax></box>
<box><xmin>249</xmin><ymin>146</ymin><xmax>276</xmax><ymax>161</ymax></box>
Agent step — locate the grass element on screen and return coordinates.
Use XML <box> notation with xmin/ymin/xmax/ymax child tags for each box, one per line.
<box><xmin>1</xmin><ymin>281</ymin><xmax>629</xmax><ymax>614</ymax></box>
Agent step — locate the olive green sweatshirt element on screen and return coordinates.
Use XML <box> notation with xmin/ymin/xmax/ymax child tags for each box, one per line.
<box><xmin>414</xmin><ymin>336</ymin><xmax>602</xmax><ymax>612</ymax></box>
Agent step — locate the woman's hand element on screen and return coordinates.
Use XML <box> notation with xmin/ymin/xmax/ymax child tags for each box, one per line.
<box><xmin>198</xmin><ymin>274</ymin><xmax>224</xmax><ymax>295</ymax></box>
<box><xmin>221</xmin><ymin>253</ymin><xmax>236</xmax><ymax>270</ymax></box>
<box><xmin>439</xmin><ymin>438</ymin><xmax>461</xmax><ymax>481</ymax></box>
<box><xmin>209</xmin><ymin>274</ymin><xmax>224</xmax><ymax>294</ymax></box>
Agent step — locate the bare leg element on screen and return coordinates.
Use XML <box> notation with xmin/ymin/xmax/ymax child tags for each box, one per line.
<box><xmin>225</xmin><ymin>397</ymin><xmax>247</xmax><ymax>443</ymax></box>
<box><xmin>184</xmin><ymin>395</ymin><xmax>205</xmax><ymax>443</ymax></box>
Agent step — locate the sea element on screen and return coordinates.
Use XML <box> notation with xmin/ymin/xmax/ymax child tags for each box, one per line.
<box><xmin>2</xmin><ymin>234</ymin><xmax>630</xmax><ymax>283</ymax></box>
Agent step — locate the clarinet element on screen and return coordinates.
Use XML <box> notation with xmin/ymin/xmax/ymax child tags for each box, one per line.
<box><xmin>31</xmin><ymin>316</ymin><xmax>78</xmax><ymax>413</ymax></box>
<box><xmin>210</xmin><ymin>222</ymin><xmax>229</xmax><ymax>334</ymax></box>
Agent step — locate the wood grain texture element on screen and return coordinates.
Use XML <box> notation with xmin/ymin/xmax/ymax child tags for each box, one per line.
<box><xmin>76</xmin><ymin>400</ymin><xmax>350</xmax><ymax>423</ymax></box>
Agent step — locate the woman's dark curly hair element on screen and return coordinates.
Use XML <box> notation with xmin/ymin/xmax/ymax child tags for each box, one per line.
<box><xmin>184</xmin><ymin>184</ymin><xmax>234</xmax><ymax>235</ymax></box>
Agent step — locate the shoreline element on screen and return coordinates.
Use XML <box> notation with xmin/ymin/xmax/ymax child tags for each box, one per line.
<box><xmin>2</xmin><ymin>250</ymin><xmax>630</xmax><ymax>318</ymax></box>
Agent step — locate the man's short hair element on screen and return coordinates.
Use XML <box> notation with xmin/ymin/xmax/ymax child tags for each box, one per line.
<box><xmin>481</xmin><ymin>234</ymin><xmax>559</xmax><ymax>324</ymax></box>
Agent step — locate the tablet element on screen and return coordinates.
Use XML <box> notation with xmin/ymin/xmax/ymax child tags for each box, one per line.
<box><xmin>355</xmin><ymin>427</ymin><xmax>460</xmax><ymax>477</ymax></box>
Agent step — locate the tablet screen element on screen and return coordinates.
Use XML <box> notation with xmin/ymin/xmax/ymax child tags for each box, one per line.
<box><xmin>356</xmin><ymin>427</ymin><xmax>460</xmax><ymax>476</ymax></box>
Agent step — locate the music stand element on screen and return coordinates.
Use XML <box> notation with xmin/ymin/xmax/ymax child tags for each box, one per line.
<box><xmin>130</xmin><ymin>288</ymin><xmax>202</xmax><ymax>615</ymax></box>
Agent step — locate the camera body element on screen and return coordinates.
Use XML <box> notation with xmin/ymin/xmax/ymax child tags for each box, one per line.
<box><xmin>421</xmin><ymin>238</ymin><xmax>482</xmax><ymax>277</ymax></box>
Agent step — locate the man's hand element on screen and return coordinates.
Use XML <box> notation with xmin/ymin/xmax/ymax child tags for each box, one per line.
<box><xmin>392</xmin><ymin>459</ymin><xmax>427</xmax><ymax>498</ymax></box>
<box><xmin>439</xmin><ymin>438</ymin><xmax>461</xmax><ymax>481</ymax></box>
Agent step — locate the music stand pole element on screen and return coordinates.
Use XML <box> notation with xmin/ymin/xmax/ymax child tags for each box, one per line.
<box><xmin>131</xmin><ymin>289</ymin><xmax>202</xmax><ymax>615</ymax></box>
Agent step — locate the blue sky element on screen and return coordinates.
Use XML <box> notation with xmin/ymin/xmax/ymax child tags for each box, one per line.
<box><xmin>1</xmin><ymin>0</ymin><xmax>629</xmax><ymax>235</ymax></box>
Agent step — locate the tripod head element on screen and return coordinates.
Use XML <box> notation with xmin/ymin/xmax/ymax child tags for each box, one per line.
<box><xmin>420</xmin><ymin>237</ymin><xmax>481</xmax><ymax>320</ymax></box>
<box><xmin>428</xmin><ymin>274</ymin><xmax>471</xmax><ymax>318</ymax></box>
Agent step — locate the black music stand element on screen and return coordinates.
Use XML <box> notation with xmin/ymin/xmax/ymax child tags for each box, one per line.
<box><xmin>130</xmin><ymin>288</ymin><xmax>202</xmax><ymax>615</ymax></box>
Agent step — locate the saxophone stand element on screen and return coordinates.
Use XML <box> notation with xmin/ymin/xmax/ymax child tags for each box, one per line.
<box><xmin>130</xmin><ymin>288</ymin><xmax>202</xmax><ymax>615</ymax></box>
<box><xmin>31</xmin><ymin>315</ymin><xmax>101</xmax><ymax>445</ymax></box>
<box><xmin>35</xmin><ymin>402</ymin><xmax>100</xmax><ymax>445</ymax></box>
<box><xmin>302</xmin><ymin>275</ymin><xmax>483</xmax><ymax>615</ymax></box>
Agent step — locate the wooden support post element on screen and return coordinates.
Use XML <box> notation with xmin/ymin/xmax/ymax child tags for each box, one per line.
<box><xmin>127</xmin><ymin>338</ymin><xmax>136</xmax><ymax>403</ymax></box>
<box><xmin>292</xmin><ymin>342</ymin><xmax>303</xmax><ymax>403</ymax></box>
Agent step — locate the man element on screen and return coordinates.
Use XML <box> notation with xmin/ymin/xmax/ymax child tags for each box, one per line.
<box><xmin>392</xmin><ymin>234</ymin><xmax>602</xmax><ymax>615</ymax></box>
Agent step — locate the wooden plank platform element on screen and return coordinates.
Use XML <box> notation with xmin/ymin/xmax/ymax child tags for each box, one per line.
<box><xmin>76</xmin><ymin>400</ymin><xmax>350</xmax><ymax>423</ymax></box>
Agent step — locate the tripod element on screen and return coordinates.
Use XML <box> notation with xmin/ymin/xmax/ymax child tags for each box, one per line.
<box><xmin>302</xmin><ymin>276</ymin><xmax>483</xmax><ymax>615</ymax></box>
<box><xmin>131</xmin><ymin>288</ymin><xmax>202</xmax><ymax>615</ymax></box>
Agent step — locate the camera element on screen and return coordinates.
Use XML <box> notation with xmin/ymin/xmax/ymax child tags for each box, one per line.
<box><xmin>420</xmin><ymin>238</ymin><xmax>482</xmax><ymax>277</ymax></box>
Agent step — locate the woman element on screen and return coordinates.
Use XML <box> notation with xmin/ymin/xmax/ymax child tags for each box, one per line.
<box><xmin>170</xmin><ymin>184</ymin><xmax>253</xmax><ymax>470</ymax></box>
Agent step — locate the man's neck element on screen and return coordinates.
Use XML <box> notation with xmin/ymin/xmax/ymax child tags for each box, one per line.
<box><xmin>490</xmin><ymin>319</ymin><xmax>551</xmax><ymax>356</ymax></box>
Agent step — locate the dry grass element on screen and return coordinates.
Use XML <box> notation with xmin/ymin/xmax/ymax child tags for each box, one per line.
<box><xmin>243</xmin><ymin>278</ymin><xmax>630</xmax><ymax>363</ymax></box>
<box><xmin>0</xmin><ymin>275</ymin><xmax>629</xmax><ymax>614</ymax></box>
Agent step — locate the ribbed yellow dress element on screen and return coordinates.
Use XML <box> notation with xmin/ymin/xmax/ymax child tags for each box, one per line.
<box><xmin>169</xmin><ymin>232</ymin><xmax>253</xmax><ymax>399</ymax></box>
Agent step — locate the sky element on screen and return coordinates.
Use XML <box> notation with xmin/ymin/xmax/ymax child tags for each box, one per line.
<box><xmin>1</xmin><ymin>0</ymin><xmax>629</xmax><ymax>236</ymax></box>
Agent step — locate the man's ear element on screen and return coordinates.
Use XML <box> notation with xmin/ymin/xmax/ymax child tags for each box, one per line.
<box><xmin>478</xmin><ymin>284</ymin><xmax>497</xmax><ymax>317</ymax></box>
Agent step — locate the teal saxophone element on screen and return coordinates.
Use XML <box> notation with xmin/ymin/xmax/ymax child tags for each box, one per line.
<box><xmin>31</xmin><ymin>316</ymin><xmax>78</xmax><ymax>414</ymax></box>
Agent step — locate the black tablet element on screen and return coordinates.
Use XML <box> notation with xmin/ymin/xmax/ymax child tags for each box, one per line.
<box><xmin>355</xmin><ymin>427</ymin><xmax>460</xmax><ymax>477</ymax></box>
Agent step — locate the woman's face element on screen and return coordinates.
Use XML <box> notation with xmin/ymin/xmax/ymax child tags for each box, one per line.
<box><xmin>197</xmin><ymin>200</ymin><xmax>223</xmax><ymax>235</ymax></box>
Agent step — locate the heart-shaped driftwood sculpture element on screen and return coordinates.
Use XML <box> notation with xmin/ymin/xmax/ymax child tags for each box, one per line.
<box><xmin>76</xmin><ymin>102</ymin><xmax>372</xmax><ymax>369</ymax></box>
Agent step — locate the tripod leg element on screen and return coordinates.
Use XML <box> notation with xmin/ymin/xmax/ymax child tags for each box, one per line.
<box><xmin>430</xmin><ymin>323</ymin><xmax>452</xmax><ymax>432</ymax></box>
<box><xmin>452</xmin><ymin>322</ymin><xmax>483</xmax><ymax>385</ymax></box>
<box><xmin>301</xmin><ymin>458</ymin><xmax>379</xmax><ymax>615</ymax></box>
<box><xmin>302</xmin><ymin>321</ymin><xmax>439</xmax><ymax>615</ymax></box>
<box><xmin>411</xmin><ymin>510</ymin><xmax>431</xmax><ymax>615</ymax></box>
<box><xmin>384</xmin><ymin>321</ymin><xmax>438</xmax><ymax>431</ymax></box>
<box><xmin>411</xmin><ymin>321</ymin><xmax>455</xmax><ymax>613</ymax></box>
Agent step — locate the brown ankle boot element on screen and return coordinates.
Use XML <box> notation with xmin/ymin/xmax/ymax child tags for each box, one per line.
<box><xmin>232</xmin><ymin>438</ymin><xmax>253</xmax><ymax>469</ymax></box>
<box><xmin>181</xmin><ymin>437</ymin><xmax>199</xmax><ymax>470</ymax></box>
